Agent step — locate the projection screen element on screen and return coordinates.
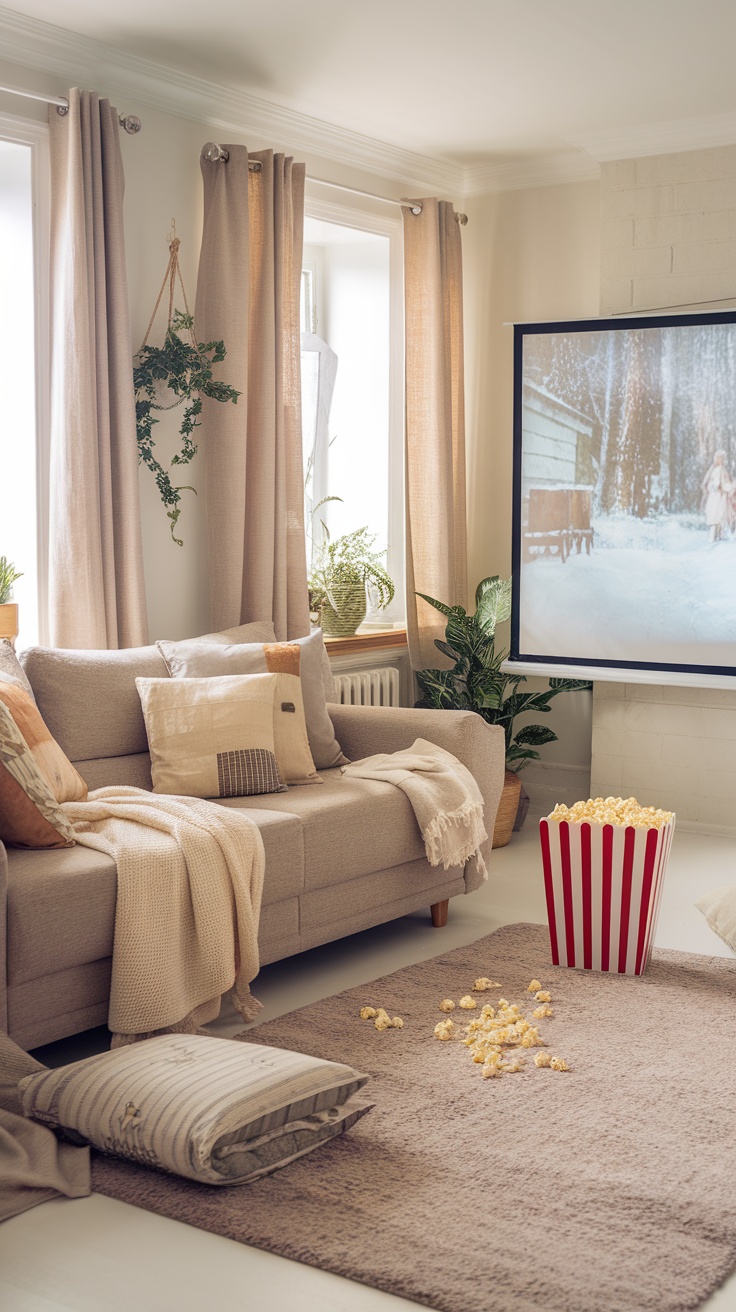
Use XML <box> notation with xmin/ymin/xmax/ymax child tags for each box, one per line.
<box><xmin>510</xmin><ymin>310</ymin><xmax>736</xmax><ymax>685</ymax></box>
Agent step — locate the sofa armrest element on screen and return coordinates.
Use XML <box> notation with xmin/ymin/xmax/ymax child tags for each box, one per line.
<box><xmin>328</xmin><ymin>704</ymin><xmax>505</xmax><ymax>873</ymax></box>
<box><xmin>0</xmin><ymin>840</ymin><xmax>7</xmax><ymax>1033</ymax></box>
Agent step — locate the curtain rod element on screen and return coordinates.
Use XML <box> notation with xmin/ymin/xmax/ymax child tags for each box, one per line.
<box><xmin>200</xmin><ymin>143</ymin><xmax>468</xmax><ymax>224</ymax></box>
<box><xmin>0</xmin><ymin>83</ymin><xmax>142</xmax><ymax>134</ymax></box>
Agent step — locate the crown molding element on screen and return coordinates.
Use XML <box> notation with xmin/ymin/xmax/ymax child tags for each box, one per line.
<box><xmin>463</xmin><ymin>150</ymin><xmax>599</xmax><ymax>196</ymax></box>
<box><xmin>0</xmin><ymin>4</ymin><xmax>605</xmax><ymax>198</ymax></box>
<box><xmin>0</xmin><ymin>5</ymin><xmax>467</xmax><ymax>194</ymax></box>
<box><xmin>567</xmin><ymin>110</ymin><xmax>736</xmax><ymax>162</ymax></box>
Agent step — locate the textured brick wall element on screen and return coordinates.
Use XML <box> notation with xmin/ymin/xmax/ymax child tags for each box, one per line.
<box><xmin>601</xmin><ymin>145</ymin><xmax>736</xmax><ymax>314</ymax></box>
<box><xmin>595</xmin><ymin>145</ymin><xmax>736</xmax><ymax>833</ymax></box>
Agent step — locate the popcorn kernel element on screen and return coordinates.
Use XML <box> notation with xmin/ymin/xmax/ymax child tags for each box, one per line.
<box><xmin>359</xmin><ymin>1006</ymin><xmax>377</xmax><ymax>1020</ymax></box>
<box><xmin>434</xmin><ymin>1020</ymin><xmax>455</xmax><ymax>1041</ymax></box>
<box><xmin>458</xmin><ymin>995</ymin><xmax>477</xmax><ymax>1010</ymax></box>
<box><xmin>549</xmin><ymin>1057</ymin><xmax>570</xmax><ymax>1071</ymax></box>
<box><xmin>535</xmin><ymin>991</ymin><xmax>552</xmax><ymax>1003</ymax></box>
<box><xmin>527</xmin><ymin>980</ymin><xmax>542</xmax><ymax>993</ymax></box>
<box><xmin>549</xmin><ymin>796</ymin><xmax>672</xmax><ymax>830</ymax></box>
<box><xmin>438</xmin><ymin>999</ymin><xmax>456</xmax><ymax>1013</ymax></box>
<box><xmin>473</xmin><ymin>977</ymin><xmax>500</xmax><ymax>992</ymax></box>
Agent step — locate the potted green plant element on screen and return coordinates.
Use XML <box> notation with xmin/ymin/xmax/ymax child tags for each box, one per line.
<box><xmin>309</xmin><ymin>527</ymin><xmax>395</xmax><ymax>637</ymax></box>
<box><xmin>0</xmin><ymin>556</ymin><xmax>22</xmax><ymax>644</ymax></box>
<box><xmin>415</xmin><ymin>576</ymin><xmax>591</xmax><ymax>847</ymax></box>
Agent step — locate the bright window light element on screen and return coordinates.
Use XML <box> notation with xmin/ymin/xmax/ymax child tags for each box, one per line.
<box><xmin>0</xmin><ymin>139</ymin><xmax>38</xmax><ymax>648</ymax></box>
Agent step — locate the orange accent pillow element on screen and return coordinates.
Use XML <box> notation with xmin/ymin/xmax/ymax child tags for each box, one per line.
<box><xmin>0</xmin><ymin>684</ymin><xmax>87</xmax><ymax>803</ymax></box>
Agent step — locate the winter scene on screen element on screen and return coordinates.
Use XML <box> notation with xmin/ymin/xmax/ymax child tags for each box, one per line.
<box><xmin>516</xmin><ymin>319</ymin><xmax>736</xmax><ymax>673</ymax></box>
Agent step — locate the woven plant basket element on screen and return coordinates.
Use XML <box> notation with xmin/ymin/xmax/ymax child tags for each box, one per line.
<box><xmin>492</xmin><ymin>770</ymin><xmax>522</xmax><ymax>849</ymax></box>
<box><xmin>320</xmin><ymin>584</ymin><xmax>367</xmax><ymax>638</ymax></box>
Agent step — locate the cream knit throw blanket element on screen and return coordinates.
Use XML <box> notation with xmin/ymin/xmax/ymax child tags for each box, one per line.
<box><xmin>342</xmin><ymin>739</ymin><xmax>488</xmax><ymax>885</ymax></box>
<box><xmin>61</xmin><ymin>787</ymin><xmax>265</xmax><ymax>1047</ymax></box>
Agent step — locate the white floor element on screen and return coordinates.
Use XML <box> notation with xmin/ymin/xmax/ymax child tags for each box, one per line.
<box><xmin>2</xmin><ymin>822</ymin><xmax>736</xmax><ymax>1312</ymax></box>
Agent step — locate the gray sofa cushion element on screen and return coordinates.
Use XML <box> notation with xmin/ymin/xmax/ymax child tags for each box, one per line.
<box><xmin>6</xmin><ymin>807</ymin><xmax>304</xmax><ymax>985</ymax></box>
<box><xmin>21</xmin><ymin>645</ymin><xmax>169</xmax><ymax>762</ymax></box>
<box><xmin>20</xmin><ymin>622</ymin><xmax>278</xmax><ymax>766</ymax></box>
<box><xmin>224</xmin><ymin>770</ymin><xmax>426</xmax><ymax>890</ymax></box>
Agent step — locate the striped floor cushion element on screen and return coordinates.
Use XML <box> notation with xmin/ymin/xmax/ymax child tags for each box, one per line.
<box><xmin>18</xmin><ymin>1034</ymin><xmax>371</xmax><ymax>1185</ymax></box>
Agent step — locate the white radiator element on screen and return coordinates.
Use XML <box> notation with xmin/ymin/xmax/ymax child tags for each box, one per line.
<box><xmin>333</xmin><ymin>666</ymin><xmax>401</xmax><ymax>708</ymax></box>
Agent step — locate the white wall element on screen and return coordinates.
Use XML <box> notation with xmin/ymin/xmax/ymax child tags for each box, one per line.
<box><xmin>462</xmin><ymin>181</ymin><xmax>601</xmax><ymax>792</ymax></box>
<box><xmin>594</xmin><ymin>145</ymin><xmax>736</xmax><ymax>832</ymax></box>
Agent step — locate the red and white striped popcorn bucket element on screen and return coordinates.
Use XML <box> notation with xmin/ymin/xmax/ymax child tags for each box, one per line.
<box><xmin>538</xmin><ymin>815</ymin><xmax>676</xmax><ymax>976</ymax></box>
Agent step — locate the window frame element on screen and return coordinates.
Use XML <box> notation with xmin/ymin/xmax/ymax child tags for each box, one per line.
<box><xmin>302</xmin><ymin>189</ymin><xmax>405</xmax><ymax>627</ymax></box>
<box><xmin>0</xmin><ymin>111</ymin><xmax>51</xmax><ymax>645</ymax></box>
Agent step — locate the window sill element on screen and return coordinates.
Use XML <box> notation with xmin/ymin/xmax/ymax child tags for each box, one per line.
<box><xmin>324</xmin><ymin>628</ymin><xmax>407</xmax><ymax>657</ymax></box>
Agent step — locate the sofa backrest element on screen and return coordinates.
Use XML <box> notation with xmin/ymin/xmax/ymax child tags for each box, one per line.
<box><xmin>21</xmin><ymin>644</ymin><xmax>167</xmax><ymax>788</ymax></box>
<box><xmin>19</xmin><ymin>621</ymin><xmax>281</xmax><ymax>792</ymax></box>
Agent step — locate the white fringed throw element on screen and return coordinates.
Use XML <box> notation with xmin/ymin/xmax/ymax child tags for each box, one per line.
<box><xmin>342</xmin><ymin>738</ymin><xmax>487</xmax><ymax>883</ymax></box>
<box><xmin>61</xmin><ymin>787</ymin><xmax>265</xmax><ymax>1046</ymax></box>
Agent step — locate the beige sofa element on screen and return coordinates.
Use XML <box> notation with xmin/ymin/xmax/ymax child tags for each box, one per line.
<box><xmin>1</xmin><ymin>643</ymin><xmax>504</xmax><ymax>1051</ymax></box>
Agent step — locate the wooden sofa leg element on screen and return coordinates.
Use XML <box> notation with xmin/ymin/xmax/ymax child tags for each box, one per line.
<box><xmin>431</xmin><ymin>899</ymin><xmax>449</xmax><ymax>928</ymax></box>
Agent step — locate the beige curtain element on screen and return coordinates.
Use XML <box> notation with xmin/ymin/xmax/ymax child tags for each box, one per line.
<box><xmin>48</xmin><ymin>90</ymin><xmax>148</xmax><ymax>649</ymax></box>
<box><xmin>403</xmin><ymin>199</ymin><xmax>468</xmax><ymax>670</ymax></box>
<box><xmin>196</xmin><ymin>147</ymin><xmax>309</xmax><ymax>641</ymax></box>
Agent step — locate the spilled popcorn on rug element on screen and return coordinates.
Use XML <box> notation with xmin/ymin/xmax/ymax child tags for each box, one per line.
<box><xmin>432</xmin><ymin>979</ymin><xmax>571</xmax><ymax>1078</ymax></box>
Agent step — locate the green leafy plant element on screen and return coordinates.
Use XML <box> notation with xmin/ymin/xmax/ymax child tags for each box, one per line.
<box><xmin>0</xmin><ymin>557</ymin><xmax>22</xmax><ymax>605</ymax></box>
<box><xmin>415</xmin><ymin>575</ymin><xmax>591</xmax><ymax>771</ymax></box>
<box><xmin>309</xmin><ymin>527</ymin><xmax>395</xmax><ymax>636</ymax></box>
<box><xmin>134</xmin><ymin>309</ymin><xmax>240</xmax><ymax>544</ymax></box>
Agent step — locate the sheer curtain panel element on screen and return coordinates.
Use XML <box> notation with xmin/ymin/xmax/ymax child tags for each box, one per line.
<box><xmin>403</xmin><ymin>199</ymin><xmax>468</xmax><ymax>669</ymax></box>
<box><xmin>196</xmin><ymin>147</ymin><xmax>309</xmax><ymax>640</ymax></box>
<box><xmin>48</xmin><ymin>89</ymin><xmax>148</xmax><ymax>649</ymax></box>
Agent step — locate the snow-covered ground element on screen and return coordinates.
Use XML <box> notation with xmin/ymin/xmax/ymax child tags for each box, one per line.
<box><xmin>519</xmin><ymin>512</ymin><xmax>736</xmax><ymax>669</ymax></box>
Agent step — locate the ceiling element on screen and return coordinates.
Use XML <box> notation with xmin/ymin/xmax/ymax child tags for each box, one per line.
<box><xmin>4</xmin><ymin>0</ymin><xmax>736</xmax><ymax>184</ymax></box>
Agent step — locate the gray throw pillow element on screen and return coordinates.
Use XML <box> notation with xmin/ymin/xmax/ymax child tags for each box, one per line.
<box><xmin>18</xmin><ymin>1034</ymin><xmax>372</xmax><ymax>1186</ymax></box>
<box><xmin>157</xmin><ymin>630</ymin><xmax>347</xmax><ymax>770</ymax></box>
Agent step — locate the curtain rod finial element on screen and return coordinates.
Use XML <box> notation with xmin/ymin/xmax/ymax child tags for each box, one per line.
<box><xmin>202</xmin><ymin>141</ymin><xmax>229</xmax><ymax>163</ymax></box>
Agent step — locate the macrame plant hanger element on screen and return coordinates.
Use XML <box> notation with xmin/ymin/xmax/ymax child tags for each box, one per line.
<box><xmin>139</xmin><ymin>219</ymin><xmax>199</xmax><ymax>373</ymax></box>
<box><xmin>134</xmin><ymin>220</ymin><xmax>239</xmax><ymax>544</ymax></box>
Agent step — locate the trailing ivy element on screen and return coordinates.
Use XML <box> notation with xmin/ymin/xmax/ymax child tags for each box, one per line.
<box><xmin>134</xmin><ymin>309</ymin><xmax>239</xmax><ymax>544</ymax></box>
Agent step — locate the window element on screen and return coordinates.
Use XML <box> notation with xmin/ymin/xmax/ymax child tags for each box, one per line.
<box><xmin>0</xmin><ymin>116</ymin><xmax>49</xmax><ymax>649</ymax></box>
<box><xmin>301</xmin><ymin>202</ymin><xmax>404</xmax><ymax>626</ymax></box>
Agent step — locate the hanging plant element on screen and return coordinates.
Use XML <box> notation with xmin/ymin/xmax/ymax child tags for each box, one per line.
<box><xmin>133</xmin><ymin>227</ymin><xmax>240</xmax><ymax>544</ymax></box>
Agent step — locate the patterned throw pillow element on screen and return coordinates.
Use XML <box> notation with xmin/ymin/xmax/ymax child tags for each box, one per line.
<box><xmin>136</xmin><ymin>673</ymin><xmax>288</xmax><ymax>799</ymax></box>
<box><xmin>0</xmin><ymin>639</ymin><xmax>36</xmax><ymax>702</ymax></box>
<box><xmin>0</xmin><ymin>682</ymin><xmax>87</xmax><ymax>804</ymax></box>
<box><xmin>157</xmin><ymin>630</ymin><xmax>347</xmax><ymax>770</ymax></box>
<box><xmin>18</xmin><ymin>1033</ymin><xmax>372</xmax><ymax>1185</ymax></box>
<box><xmin>0</xmin><ymin>700</ymin><xmax>77</xmax><ymax>848</ymax></box>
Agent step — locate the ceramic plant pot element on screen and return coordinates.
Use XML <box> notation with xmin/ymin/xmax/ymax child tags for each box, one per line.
<box><xmin>492</xmin><ymin>769</ymin><xmax>522</xmax><ymax>848</ymax></box>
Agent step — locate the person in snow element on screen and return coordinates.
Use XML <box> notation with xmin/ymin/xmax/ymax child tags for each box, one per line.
<box><xmin>702</xmin><ymin>449</ymin><xmax>734</xmax><ymax>542</ymax></box>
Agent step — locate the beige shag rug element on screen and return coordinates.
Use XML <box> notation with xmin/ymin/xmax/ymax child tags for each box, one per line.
<box><xmin>93</xmin><ymin>923</ymin><xmax>736</xmax><ymax>1312</ymax></box>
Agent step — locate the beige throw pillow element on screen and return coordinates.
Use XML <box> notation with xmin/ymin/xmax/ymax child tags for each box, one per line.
<box><xmin>136</xmin><ymin>674</ymin><xmax>287</xmax><ymax>799</ymax></box>
<box><xmin>18</xmin><ymin>1033</ymin><xmax>372</xmax><ymax>1186</ymax></box>
<box><xmin>157</xmin><ymin>630</ymin><xmax>346</xmax><ymax>770</ymax></box>
<box><xmin>695</xmin><ymin>885</ymin><xmax>736</xmax><ymax>952</ymax></box>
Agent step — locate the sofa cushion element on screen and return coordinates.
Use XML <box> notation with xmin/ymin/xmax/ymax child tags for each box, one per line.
<box><xmin>6</xmin><ymin>808</ymin><xmax>304</xmax><ymax>985</ymax></box>
<box><xmin>19</xmin><ymin>1033</ymin><xmax>371</xmax><ymax>1186</ymax></box>
<box><xmin>21</xmin><ymin>644</ymin><xmax>169</xmax><ymax>762</ymax></box>
<box><xmin>221</xmin><ymin>768</ymin><xmax>426</xmax><ymax>890</ymax></box>
<box><xmin>0</xmin><ymin>700</ymin><xmax>78</xmax><ymax>850</ymax></box>
<box><xmin>20</xmin><ymin>622</ymin><xmax>278</xmax><ymax>766</ymax></box>
<box><xmin>137</xmin><ymin>674</ymin><xmax>288</xmax><ymax>799</ymax></box>
<box><xmin>157</xmin><ymin>630</ymin><xmax>346</xmax><ymax>771</ymax></box>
